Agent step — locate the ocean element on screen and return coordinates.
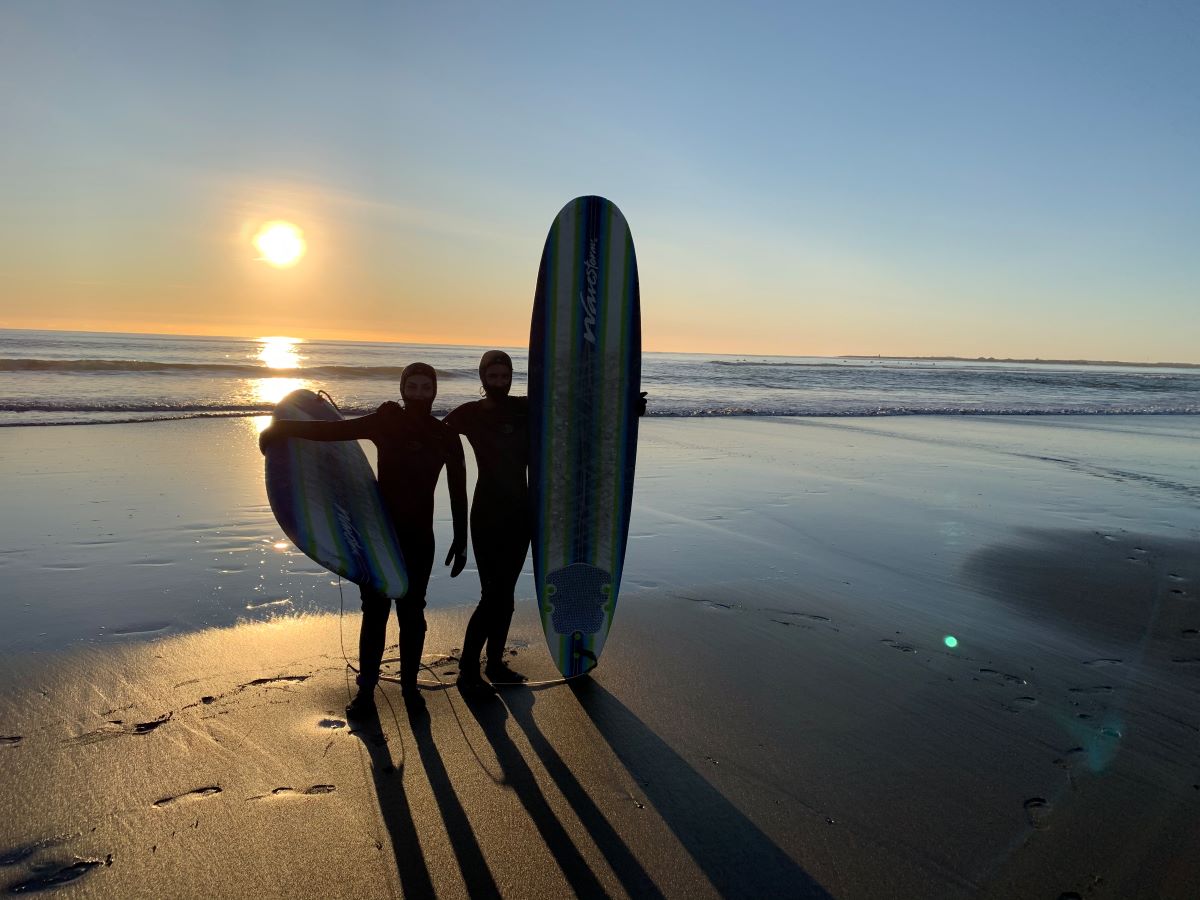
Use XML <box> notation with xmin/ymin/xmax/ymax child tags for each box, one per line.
<box><xmin>3</xmin><ymin>329</ymin><xmax>1198</xmax><ymax>427</ymax></box>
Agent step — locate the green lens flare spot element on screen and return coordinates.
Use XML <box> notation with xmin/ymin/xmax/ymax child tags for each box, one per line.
<box><xmin>944</xmin><ymin>635</ymin><xmax>959</xmax><ymax>649</ymax></box>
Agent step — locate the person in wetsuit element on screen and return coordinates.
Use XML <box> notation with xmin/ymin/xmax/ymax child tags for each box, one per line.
<box><xmin>445</xmin><ymin>350</ymin><xmax>529</xmax><ymax>688</ymax></box>
<box><xmin>259</xmin><ymin>362</ymin><xmax>467</xmax><ymax>716</ymax></box>
<box><xmin>446</xmin><ymin>350</ymin><xmax>648</xmax><ymax>689</ymax></box>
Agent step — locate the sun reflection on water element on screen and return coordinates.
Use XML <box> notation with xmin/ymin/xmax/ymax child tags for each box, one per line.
<box><xmin>253</xmin><ymin>376</ymin><xmax>307</xmax><ymax>407</ymax></box>
<box><xmin>256</xmin><ymin>336</ymin><xmax>303</xmax><ymax>370</ymax></box>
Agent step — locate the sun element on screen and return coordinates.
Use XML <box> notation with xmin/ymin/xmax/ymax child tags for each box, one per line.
<box><xmin>253</xmin><ymin>221</ymin><xmax>306</xmax><ymax>268</ymax></box>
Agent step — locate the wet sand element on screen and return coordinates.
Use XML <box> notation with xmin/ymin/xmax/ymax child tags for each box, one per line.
<box><xmin>1</xmin><ymin>415</ymin><xmax>1198</xmax><ymax>897</ymax></box>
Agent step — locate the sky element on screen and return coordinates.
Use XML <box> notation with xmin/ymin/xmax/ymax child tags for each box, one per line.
<box><xmin>1</xmin><ymin>1</ymin><xmax>1197</xmax><ymax>361</ymax></box>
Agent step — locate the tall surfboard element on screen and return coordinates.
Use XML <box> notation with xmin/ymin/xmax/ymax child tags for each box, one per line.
<box><xmin>529</xmin><ymin>196</ymin><xmax>641</xmax><ymax>677</ymax></box>
<box><xmin>264</xmin><ymin>390</ymin><xmax>408</xmax><ymax>598</ymax></box>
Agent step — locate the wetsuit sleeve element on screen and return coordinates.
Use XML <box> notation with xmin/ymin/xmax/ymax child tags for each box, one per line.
<box><xmin>444</xmin><ymin>427</ymin><xmax>468</xmax><ymax>547</ymax></box>
<box><xmin>268</xmin><ymin>412</ymin><xmax>380</xmax><ymax>443</ymax></box>
<box><xmin>443</xmin><ymin>403</ymin><xmax>470</xmax><ymax>435</ymax></box>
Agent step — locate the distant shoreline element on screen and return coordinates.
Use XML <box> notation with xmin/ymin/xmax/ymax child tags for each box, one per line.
<box><xmin>842</xmin><ymin>355</ymin><xmax>1200</xmax><ymax>370</ymax></box>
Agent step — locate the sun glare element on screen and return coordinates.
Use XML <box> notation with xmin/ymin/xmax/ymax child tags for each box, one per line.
<box><xmin>253</xmin><ymin>376</ymin><xmax>307</xmax><ymax>407</ymax></box>
<box><xmin>257</xmin><ymin>337</ymin><xmax>302</xmax><ymax>369</ymax></box>
<box><xmin>253</xmin><ymin>221</ymin><xmax>306</xmax><ymax>267</ymax></box>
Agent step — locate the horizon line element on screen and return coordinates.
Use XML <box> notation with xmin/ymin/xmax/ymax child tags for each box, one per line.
<box><xmin>1</xmin><ymin>326</ymin><xmax>1197</xmax><ymax>369</ymax></box>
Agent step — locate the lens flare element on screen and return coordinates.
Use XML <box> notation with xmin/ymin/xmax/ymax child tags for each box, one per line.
<box><xmin>944</xmin><ymin>635</ymin><xmax>959</xmax><ymax>648</ymax></box>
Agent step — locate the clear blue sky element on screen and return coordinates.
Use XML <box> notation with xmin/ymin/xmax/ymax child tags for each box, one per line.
<box><xmin>2</xmin><ymin>1</ymin><xmax>1197</xmax><ymax>360</ymax></box>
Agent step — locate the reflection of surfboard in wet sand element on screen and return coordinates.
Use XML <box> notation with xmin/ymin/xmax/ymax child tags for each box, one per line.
<box><xmin>529</xmin><ymin>196</ymin><xmax>641</xmax><ymax>677</ymax></box>
<box><xmin>264</xmin><ymin>389</ymin><xmax>408</xmax><ymax>598</ymax></box>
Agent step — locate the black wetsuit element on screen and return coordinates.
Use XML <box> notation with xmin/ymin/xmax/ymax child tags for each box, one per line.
<box><xmin>276</xmin><ymin>403</ymin><xmax>466</xmax><ymax>687</ymax></box>
<box><xmin>444</xmin><ymin>396</ymin><xmax>530</xmax><ymax>670</ymax></box>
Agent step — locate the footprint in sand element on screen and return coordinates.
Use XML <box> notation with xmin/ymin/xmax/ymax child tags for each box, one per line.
<box><xmin>1081</xmin><ymin>658</ymin><xmax>1123</xmax><ymax>667</ymax></box>
<box><xmin>1001</xmin><ymin>696</ymin><xmax>1039</xmax><ymax>713</ymax></box>
<box><xmin>6</xmin><ymin>858</ymin><xmax>108</xmax><ymax>892</ymax></box>
<box><xmin>69</xmin><ymin>713</ymin><xmax>172</xmax><ymax>745</ymax></box>
<box><xmin>1053</xmin><ymin>747</ymin><xmax>1087</xmax><ymax>770</ymax></box>
<box><xmin>247</xmin><ymin>785</ymin><xmax>335</xmax><ymax>801</ymax></box>
<box><xmin>241</xmin><ymin>675</ymin><xmax>309</xmax><ymax>688</ymax></box>
<box><xmin>978</xmin><ymin>668</ymin><xmax>1027</xmax><ymax>685</ymax></box>
<box><xmin>881</xmin><ymin>638</ymin><xmax>916</xmax><ymax>653</ymax></box>
<box><xmin>0</xmin><ymin>736</ymin><xmax>22</xmax><ymax>747</ymax></box>
<box><xmin>1181</xmin><ymin>629</ymin><xmax>1199</xmax><ymax>640</ymax></box>
<box><xmin>0</xmin><ymin>837</ymin><xmax>64</xmax><ymax>866</ymax></box>
<box><xmin>1023</xmin><ymin>797</ymin><xmax>1051</xmax><ymax>829</ymax></box>
<box><xmin>318</xmin><ymin>719</ymin><xmax>346</xmax><ymax>730</ymax></box>
<box><xmin>1068</xmin><ymin>686</ymin><xmax>1115</xmax><ymax>695</ymax></box>
<box><xmin>153</xmin><ymin>786</ymin><xmax>222</xmax><ymax>808</ymax></box>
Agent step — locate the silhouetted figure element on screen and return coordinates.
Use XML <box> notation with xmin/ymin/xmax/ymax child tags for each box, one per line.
<box><xmin>260</xmin><ymin>362</ymin><xmax>467</xmax><ymax>715</ymax></box>
<box><xmin>447</xmin><ymin>351</ymin><xmax>647</xmax><ymax>688</ymax></box>
<box><xmin>445</xmin><ymin>351</ymin><xmax>530</xmax><ymax>688</ymax></box>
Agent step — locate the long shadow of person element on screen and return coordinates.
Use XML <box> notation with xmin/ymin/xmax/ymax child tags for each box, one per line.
<box><xmin>406</xmin><ymin>704</ymin><xmax>503</xmax><ymax>899</ymax></box>
<box><xmin>347</xmin><ymin>701</ymin><xmax>436</xmax><ymax>900</ymax></box>
<box><xmin>569</xmin><ymin>677</ymin><xmax>832</xmax><ymax>899</ymax></box>
<box><xmin>502</xmin><ymin>686</ymin><xmax>666</xmax><ymax>898</ymax></box>
<box><xmin>459</xmin><ymin>689</ymin><xmax>609</xmax><ymax>898</ymax></box>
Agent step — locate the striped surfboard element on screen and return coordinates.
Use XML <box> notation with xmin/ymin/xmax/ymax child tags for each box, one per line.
<box><xmin>529</xmin><ymin>196</ymin><xmax>641</xmax><ymax>677</ymax></box>
<box><xmin>264</xmin><ymin>390</ymin><xmax>408</xmax><ymax>598</ymax></box>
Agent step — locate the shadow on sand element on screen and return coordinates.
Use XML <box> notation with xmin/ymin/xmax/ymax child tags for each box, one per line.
<box><xmin>460</xmin><ymin>689</ymin><xmax>615</xmax><ymax>898</ymax></box>
<box><xmin>500</xmin><ymin>687</ymin><xmax>665</xmax><ymax>898</ymax></box>
<box><xmin>569</xmin><ymin>677</ymin><xmax>832</xmax><ymax>899</ymax></box>
<box><xmin>348</xmin><ymin>702</ymin><xmax>438</xmax><ymax>899</ymax></box>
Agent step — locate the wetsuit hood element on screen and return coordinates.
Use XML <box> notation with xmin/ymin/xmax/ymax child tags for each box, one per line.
<box><xmin>478</xmin><ymin>350</ymin><xmax>512</xmax><ymax>400</ymax></box>
<box><xmin>401</xmin><ymin>362</ymin><xmax>438</xmax><ymax>396</ymax></box>
<box><xmin>400</xmin><ymin>362</ymin><xmax>437</xmax><ymax>415</ymax></box>
<box><xmin>478</xmin><ymin>350</ymin><xmax>512</xmax><ymax>381</ymax></box>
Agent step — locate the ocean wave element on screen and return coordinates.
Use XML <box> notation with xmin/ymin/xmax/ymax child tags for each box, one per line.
<box><xmin>4</xmin><ymin>404</ymin><xmax>1198</xmax><ymax>427</ymax></box>
<box><xmin>0</xmin><ymin>358</ymin><xmax>476</xmax><ymax>379</ymax></box>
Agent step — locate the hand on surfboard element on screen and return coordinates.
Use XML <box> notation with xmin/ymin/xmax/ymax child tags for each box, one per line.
<box><xmin>638</xmin><ymin>391</ymin><xmax>647</xmax><ymax>417</ymax></box>
<box><xmin>259</xmin><ymin>425</ymin><xmax>280</xmax><ymax>454</ymax></box>
<box><xmin>445</xmin><ymin>540</ymin><xmax>467</xmax><ymax>577</ymax></box>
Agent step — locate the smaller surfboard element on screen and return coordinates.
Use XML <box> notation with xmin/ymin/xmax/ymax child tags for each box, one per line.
<box><xmin>264</xmin><ymin>390</ymin><xmax>408</xmax><ymax>598</ymax></box>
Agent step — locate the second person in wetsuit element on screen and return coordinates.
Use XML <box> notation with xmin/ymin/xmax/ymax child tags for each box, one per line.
<box><xmin>445</xmin><ymin>350</ymin><xmax>530</xmax><ymax>687</ymax></box>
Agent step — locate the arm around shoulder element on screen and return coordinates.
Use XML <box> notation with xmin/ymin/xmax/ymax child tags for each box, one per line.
<box><xmin>259</xmin><ymin>414</ymin><xmax>378</xmax><ymax>454</ymax></box>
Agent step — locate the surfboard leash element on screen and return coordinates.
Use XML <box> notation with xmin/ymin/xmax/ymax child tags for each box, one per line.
<box><xmin>335</xmin><ymin>577</ymin><xmax>588</xmax><ymax>689</ymax></box>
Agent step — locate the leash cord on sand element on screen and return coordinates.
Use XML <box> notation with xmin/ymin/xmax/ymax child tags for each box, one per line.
<box><xmin>336</xmin><ymin>577</ymin><xmax>587</xmax><ymax>689</ymax></box>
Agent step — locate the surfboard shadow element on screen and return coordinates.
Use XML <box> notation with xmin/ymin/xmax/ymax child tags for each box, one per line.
<box><xmin>568</xmin><ymin>678</ymin><xmax>832</xmax><ymax>899</ymax></box>
<box><xmin>458</xmin><ymin>689</ymin><xmax>610</xmax><ymax>897</ymax></box>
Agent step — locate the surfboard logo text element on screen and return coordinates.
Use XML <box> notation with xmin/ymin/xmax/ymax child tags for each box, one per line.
<box><xmin>581</xmin><ymin>238</ymin><xmax>599</xmax><ymax>345</ymax></box>
<box><xmin>334</xmin><ymin>502</ymin><xmax>366</xmax><ymax>567</ymax></box>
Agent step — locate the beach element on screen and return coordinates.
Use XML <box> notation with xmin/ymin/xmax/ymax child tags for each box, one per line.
<box><xmin>2</xmin><ymin>415</ymin><xmax>1198</xmax><ymax>898</ymax></box>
